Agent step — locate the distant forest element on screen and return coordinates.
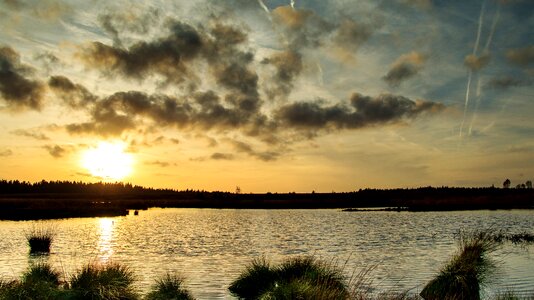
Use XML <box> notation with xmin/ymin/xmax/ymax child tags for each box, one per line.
<box><xmin>0</xmin><ymin>179</ymin><xmax>533</xmax><ymax>220</ymax></box>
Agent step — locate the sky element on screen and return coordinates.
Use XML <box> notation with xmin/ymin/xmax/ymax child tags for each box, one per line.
<box><xmin>0</xmin><ymin>0</ymin><xmax>532</xmax><ymax>192</ymax></box>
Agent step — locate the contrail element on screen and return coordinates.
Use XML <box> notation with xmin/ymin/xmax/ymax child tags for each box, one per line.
<box><xmin>483</xmin><ymin>5</ymin><xmax>500</xmax><ymax>52</ymax></box>
<box><xmin>468</xmin><ymin>4</ymin><xmax>500</xmax><ymax>136</ymax></box>
<box><xmin>459</xmin><ymin>0</ymin><xmax>486</xmax><ymax>140</ymax></box>
<box><xmin>257</xmin><ymin>0</ymin><xmax>271</xmax><ymax>20</ymax></box>
<box><xmin>316</xmin><ymin>62</ymin><xmax>324</xmax><ymax>86</ymax></box>
<box><xmin>468</xmin><ymin>75</ymin><xmax>483</xmax><ymax>136</ymax></box>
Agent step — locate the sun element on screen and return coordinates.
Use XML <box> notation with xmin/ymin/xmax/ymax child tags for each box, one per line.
<box><xmin>81</xmin><ymin>142</ymin><xmax>134</xmax><ymax>180</ymax></box>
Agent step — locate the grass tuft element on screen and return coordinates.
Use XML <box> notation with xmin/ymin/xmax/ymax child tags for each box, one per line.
<box><xmin>26</xmin><ymin>226</ymin><xmax>55</xmax><ymax>254</ymax></box>
<box><xmin>146</xmin><ymin>273</ymin><xmax>194</xmax><ymax>300</ymax></box>
<box><xmin>0</xmin><ymin>264</ymin><xmax>63</xmax><ymax>300</ymax></box>
<box><xmin>69</xmin><ymin>262</ymin><xmax>138</xmax><ymax>300</ymax></box>
<box><xmin>420</xmin><ymin>229</ymin><xmax>500</xmax><ymax>300</ymax></box>
<box><xmin>229</xmin><ymin>256</ymin><xmax>349</xmax><ymax>300</ymax></box>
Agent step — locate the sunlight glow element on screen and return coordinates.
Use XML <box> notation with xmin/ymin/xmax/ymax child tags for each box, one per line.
<box><xmin>81</xmin><ymin>142</ymin><xmax>133</xmax><ymax>180</ymax></box>
<box><xmin>97</xmin><ymin>218</ymin><xmax>114</xmax><ymax>262</ymax></box>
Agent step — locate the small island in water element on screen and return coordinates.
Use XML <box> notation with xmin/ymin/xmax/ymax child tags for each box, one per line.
<box><xmin>0</xmin><ymin>179</ymin><xmax>533</xmax><ymax>220</ymax></box>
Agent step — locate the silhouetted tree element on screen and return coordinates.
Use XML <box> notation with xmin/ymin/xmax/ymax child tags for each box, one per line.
<box><xmin>503</xmin><ymin>179</ymin><xmax>511</xmax><ymax>189</ymax></box>
<box><xmin>526</xmin><ymin>181</ymin><xmax>532</xmax><ymax>189</ymax></box>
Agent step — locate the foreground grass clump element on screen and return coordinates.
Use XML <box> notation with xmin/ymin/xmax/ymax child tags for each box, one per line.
<box><xmin>0</xmin><ymin>263</ymin><xmax>63</xmax><ymax>300</ymax></box>
<box><xmin>420</xmin><ymin>230</ymin><xmax>499</xmax><ymax>300</ymax></box>
<box><xmin>145</xmin><ymin>273</ymin><xmax>194</xmax><ymax>300</ymax></box>
<box><xmin>26</xmin><ymin>226</ymin><xmax>55</xmax><ymax>254</ymax></box>
<box><xmin>69</xmin><ymin>263</ymin><xmax>139</xmax><ymax>300</ymax></box>
<box><xmin>229</xmin><ymin>256</ymin><xmax>349</xmax><ymax>300</ymax></box>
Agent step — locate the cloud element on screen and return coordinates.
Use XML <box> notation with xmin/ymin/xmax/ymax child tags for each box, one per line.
<box><xmin>97</xmin><ymin>9</ymin><xmax>160</xmax><ymax>47</ymax></box>
<box><xmin>464</xmin><ymin>54</ymin><xmax>491</xmax><ymax>71</ymax></box>
<box><xmin>78</xmin><ymin>20</ymin><xmax>204</xmax><ymax>85</ymax></box>
<box><xmin>48</xmin><ymin>76</ymin><xmax>97</xmax><ymax>108</ymax></box>
<box><xmin>487</xmin><ymin>76</ymin><xmax>531</xmax><ymax>89</ymax></box>
<box><xmin>0</xmin><ymin>149</ymin><xmax>13</xmax><ymax>156</ymax></box>
<box><xmin>210</xmin><ymin>152</ymin><xmax>234</xmax><ymax>160</ymax></box>
<box><xmin>2</xmin><ymin>0</ymin><xmax>23</xmax><ymax>9</ymax></box>
<box><xmin>230</xmin><ymin>140</ymin><xmax>280</xmax><ymax>161</ymax></box>
<box><xmin>262</xmin><ymin>50</ymin><xmax>303</xmax><ymax>100</ymax></box>
<box><xmin>0</xmin><ymin>46</ymin><xmax>45</xmax><ymax>110</ymax></box>
<box><xmin>276</xmin><ymin>92</ymin><xmax>444</xmax><ymax>130</ymax></box>
<box><xmin>272</xmin><ymin>5</ymin><xmax>333</xmax><ymax>49</ymax></box>
<box><xmin>383</xmin><ymin>52</ymin><xmax>426</xmax><ymax>87</ymax></box>
<box><xmin>333</xmin><ymin>19</ymin><xmax>373</xmax><ymax>52</ymax></box>
<box><xmin>11</xmin><ymin>129</ymin><xmax>49</xmax><ymax>140</ymax></box>
<box><xmin>402</xmin><ymin>0</ymin><xmax>432</xmax><ymax>9</ymax></box>
<box><xmin>145</xmin><ymin>160</ymin><xmax>173</xmax><ymax>167</ymax></box>
<box><xmin>3</xmin><ymin>0</ymin><xmax>72</xmax><ymax>20</ymax></box>
<box><xmin>43</xmin><ymin>144</ymin><xmax>67</xmax><ymax>158</ymax></box>
<box><xmin>506</xmin><ymin>45</ymin><xmax>534</xmax><ymax>67</ymax></box>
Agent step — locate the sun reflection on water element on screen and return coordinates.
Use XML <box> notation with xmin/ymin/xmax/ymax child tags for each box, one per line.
<box><xmin>97</xmin><ymin>218</ymin><xmax>115</xmax><ymax>262</ymax></box>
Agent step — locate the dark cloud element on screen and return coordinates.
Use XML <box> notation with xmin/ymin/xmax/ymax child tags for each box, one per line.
<box><xmin>0</xmin><ymin>46</ymin><xmax>45</xmax><ymax>110</ymax></box>
<box><xmin>383</xmin><ymin>52</ymin><xmax>426</xmax><ymax>87</ymax></box>
<box><xmin>43</xmin><ymin>144</ymin><xmax>67</xmax><ymax>158</ymax></box>
<box><xmin>262</xmin><ymin>50</ymin><xmax>303</xmax><ymax>100</ymax></box>
<box><xmin>79</xmin><ymin>21</ymin><xmax>203</xmax><ymax>85</ymax></box>
<box><xmin>464</xmin><ymin>54</ymin><xmax>491</xmax><ymax>71</ymax></box>
<box><xmin>210</xmin><ymin>152</ymin><xmax>234</xmax><ymax>160</ymax></box>
<box><xmin>11</xmin><ymin>129</ymin><xmax>49</xmax><ymax>140</ymax></box>
<box><xmin>506</xmin><ymin>46</ymin><xmax>534</xmax><ymax>67</ymax></box>
<box><xmin>277</xmin><ymin>93</ymin><xmax>444</xmax><ymax>130</ymax></box>
<box><xmin>487</xmin><ymin>76</ymin><xmax>531</xmax><ymax>89</ymax></box>
<box><xmin>48</xmin><ymin>75</ymin><xmax>97</xmax><ymax>108</ymax></box>
<box><xmin>0</xmin><ymin>149</ymin><xmax>13</xmax><ymax>156</ymax></box>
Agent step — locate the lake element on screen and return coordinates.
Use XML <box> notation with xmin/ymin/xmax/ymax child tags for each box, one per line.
<box><xmin>0</xmin><ymin>208</ymin><xmax>533</xmax><ymax>299</ymax></box>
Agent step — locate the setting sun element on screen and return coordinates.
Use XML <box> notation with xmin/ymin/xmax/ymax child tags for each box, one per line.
<box><xmin>81</xmin><ymin>142</ymin><xmax>134</xmax><ymax>180</ymax></box>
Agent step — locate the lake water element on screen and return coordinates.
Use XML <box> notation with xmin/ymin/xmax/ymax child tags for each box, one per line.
<box><xmin>0</xmin><ymin>208</ymin><xmax>533</xmax><ymax>299</ymax></box>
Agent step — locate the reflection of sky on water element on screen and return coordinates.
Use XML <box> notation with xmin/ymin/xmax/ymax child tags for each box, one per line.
<box><xmin>97</xmin><ymin>218</ymin><xmax>114</xmax><ymax>262</ymax></box>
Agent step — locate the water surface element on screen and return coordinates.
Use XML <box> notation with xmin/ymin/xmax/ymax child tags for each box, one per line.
<box><xmin>0</xmin><ymin>209</ymin><xmax>533</xmax><ymax>298</ymax></box>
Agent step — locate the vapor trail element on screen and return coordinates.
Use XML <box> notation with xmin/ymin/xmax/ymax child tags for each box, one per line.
<box><xmin>459</xmin><ymin>71</ymin><xmax>473</xmax><ymax>139</ymax></box>
<box><xmin>468</xmin><ymin>4</ymin><xmax>500</xmax><ymax>136</ymax></box>
<box><xmin>316</xmin><ymin>62</ymin><xmax>324</xmax><ymax>86</ymax></box>
<box><xmin>468</xmin><ymin>75</ymin><xmax>483</xmax><ymax>136</ymax></box>
<box><xmin>257</xmin><ymin>0</ymin><xmax>271</xmax><ymax>20</ymax></box>
<box><xmin>483</xmin><ymin>5</ymin><xmax>500</xmax><ymax>52</ymax></box>
<box><xmin>459</xmin><ymin>1</ymin><xmax>486</xmax><ymax>140</ymax></box>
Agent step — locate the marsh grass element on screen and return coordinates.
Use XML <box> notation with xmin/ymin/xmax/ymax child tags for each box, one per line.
<box><xmin>229</xmin><ymin>255</ymin><xmax>350</xmax><ymax>300</ymax></box>
<box><xmin>145</xmin><ymin>273</ymin><xmax>194</xmax><ymax>300</ymax></box>
<box><xmin>0</xmin><ymin>263</ymin><xmax>64</xmax><ymax>300</ymax></box>
<box><xmin>68</xmin><ymin>263</ymin><xmax>138</xmax><ymax>300</ymax></box>
<box><xmin>26</xmin><ymin>226</ymin><xmax>56</xmax><ymax>254</ymax></box>
<box><xmin>420</xmin><ymin>230</ymin><xmax>500</xmax><ymax>300</ymax></box>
